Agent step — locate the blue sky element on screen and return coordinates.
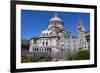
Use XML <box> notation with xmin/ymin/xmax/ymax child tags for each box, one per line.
<box><xmin>21</xmin><ymin>10</ymin><xmax>90</xmax><ymax>40</ymax></box>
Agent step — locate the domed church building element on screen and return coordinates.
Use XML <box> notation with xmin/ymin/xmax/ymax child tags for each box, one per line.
<box><xmin>29</xmin><ymin>13</ymin><xmax>90</xmax><ymax>60</ymax></box>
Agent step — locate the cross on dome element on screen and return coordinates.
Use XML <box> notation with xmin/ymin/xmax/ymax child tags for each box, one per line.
<box><xmin>49</xmin><ymin>13</ymin><xmax>62</xmax><ymax>22</ymax></box>
<box><xmin>55</xmin><ymin>13</ymin><xmax>58</xmax><ymax>17</ymax></box>
<box><xmin>78</xmin><ymin>19</ymin><xmax>84</xmax><ymax>25</ymax></box>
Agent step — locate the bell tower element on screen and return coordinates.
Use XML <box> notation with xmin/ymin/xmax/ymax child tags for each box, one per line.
<box><xmin>77</xmin><ymin>20</ymin><xmax>85</xmax><ymax>33</ymax></box>
<box><xmin>77</xmin><ymin>19</ymin><xmax>88</xmax><ymax>50</ymax></box>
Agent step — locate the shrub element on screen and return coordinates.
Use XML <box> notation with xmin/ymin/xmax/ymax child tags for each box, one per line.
<box><xmin>21</xmin><ymin>55</ymin><xmax>33</xmax><ymax>63</ymax></box>
<box><xmin>67</xmin><ymin>49</ymin><xmax>90</xmax><ymax>60</ymax></box>
<box><xmin>21</xmin><ymin>55</ymin><xmax>52</xmax><ymax>63</ymax></box>
<box><xmin>38</xmin><ymin>56</ymin><xmax>52</xmax><ymax>62</ymax></box>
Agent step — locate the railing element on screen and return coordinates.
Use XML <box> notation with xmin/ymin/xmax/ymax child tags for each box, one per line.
<box><xmin>30</xmin><ymin>46</ymin><xmax>52</xmax><ymax>52</ymax></box>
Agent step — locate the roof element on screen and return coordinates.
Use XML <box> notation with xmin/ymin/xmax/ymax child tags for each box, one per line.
<box><xmin>48</xmin><ymin>26</ymin><xmax>66</xmax><ymax>34</ymax></box>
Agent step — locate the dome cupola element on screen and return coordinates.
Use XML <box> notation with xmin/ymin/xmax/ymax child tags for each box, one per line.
<box><xmin>48</xmin><ymin>13</ymin><xmax>64</xmax><ymax>29</ymax></box>
<box><xmin>50</xmin><ymin>13</ymin><xmax>62</xmax><ymax>22</ymax></box>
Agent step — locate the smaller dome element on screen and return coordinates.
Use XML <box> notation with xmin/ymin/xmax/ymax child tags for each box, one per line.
<box><xmin>41</xmin><ymin>29</ymin><xmax>51</xmax><ymax>36</ymax></box>
<box><xmin>50</xmin><ymin>13</ymin><xmax>62</xmax><ymax>22</ymax></box>
<box><xmin>41</xmin><ymin>29</ymin><xmax>51</xmax><ymax>34</ymax></box>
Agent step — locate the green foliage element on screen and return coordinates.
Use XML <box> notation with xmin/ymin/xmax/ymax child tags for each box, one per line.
<box><xmin>21</xmin><ymin>55</ymin><xmax>52</xmax><ymax>63</ymax></box>
<box><xmin>38</xmin><ymin>56</ymin><xmax>52</xmax><ymax>62</ymax></box>
<box><xmin>21</xmin><ymin>55</ymin><xmax>33</xmax><ymax>63</ymax></box>
<box><xmin>67</xmin><ymin>49</ymin><xmax>90</xmax><ymax>60</ymax></box>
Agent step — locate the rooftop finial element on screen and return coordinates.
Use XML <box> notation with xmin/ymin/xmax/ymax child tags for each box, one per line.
<box><xmin>55</xmin><ymin>13</ymin><xmax>58</xmax><ymax>17</ymax></box>
<box><xmin>78</xmin><ymin>19</ymin><xmax>83</xmax><ymax>25</ymax></box>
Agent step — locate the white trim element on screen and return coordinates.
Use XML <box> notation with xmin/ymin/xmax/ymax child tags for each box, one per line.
<box><xmin>16</xmin><ymin>4</ymin><xmax>94</xmax><ymax>69</ymax></box>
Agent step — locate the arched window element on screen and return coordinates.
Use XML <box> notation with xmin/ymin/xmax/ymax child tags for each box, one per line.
<box><xmin>57</xmin><ymin>21</ymin><xmax>59</xmax><ymax>24</ymax></box>
<box><xmin>42</xmin><ymin>48</ymin><xmax>43</xmax><ymax>52</ymax></box>
<box><xmin>41</xmin><ymin>33</ymin><xmax>44</xmax><ymax>36</ymax></box>
<box><xmin>45</xmin><ymin>48</ymin><xmax>47</xmax><ymax>51</ymax></box>
<box><xmin>50</xmin><ymin>48</ymin><xmax>51</xmax><ymax>52</ymax></box>
<box><xmin>44</xmin><ymin>33</ymin><xmax>45</xmax><ymax>36</ymax></box>
<box><xmin>46</xmin><ymin>42</ymin><xmax>48</xmax><ymax>46</ymax></box>
<box><xmin>51</xmin><ymin>22</ymin><xmax>53</xmax><ymax>25</ymax></box>
<box><xmin>47</xmin><ymin>48</ymin><xmax>49</xmax><ymax>51</ymax></box>
<box><xmin>42</xmin><ymin>42</ymin><xmax>44</xmax><ymax>46</ymax></box>
<box><xmin>34</xmin><ymin>48</ymin><xmax>36</xmax><ymax>51</ymax></box>
<box><xmin>47</xmin><ymin>33</ymin><xmax>48</xmax><ymax>36</ymax></box>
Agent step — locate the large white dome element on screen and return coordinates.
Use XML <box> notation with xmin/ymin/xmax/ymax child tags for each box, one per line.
<box><xmin>50</xmin><ymin>13</ymin><xmax>62</xmax><ymax>22</ymax></box>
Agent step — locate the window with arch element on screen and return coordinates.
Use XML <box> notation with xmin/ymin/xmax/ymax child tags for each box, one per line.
<box><xmin>44</xmin><ymin>33</ymin><xmax>45</xmax><ymax>36</ymax></box>
<box><xmin>47</xmin><ymin>33</ymin><xmax>48</xmax><ymax>36</ymax></box>
<box><xmin>50</xmin><ymin>22</ymin><xmax>53</xmax><ymax>25</ymax></box>
<box><xmin>57</xmin><ymin>21</ymin><xmax>59</xmax><ymax>25</ymax></box>
<box><xmin>46</xmin><ymin>42</ymin><xmax>48</xmax><ymax>46</ymax></box>
<box><xmin>42</xmin><ymin>42</ymin><xmax>44</xmax><ymax>46</ymax></box>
